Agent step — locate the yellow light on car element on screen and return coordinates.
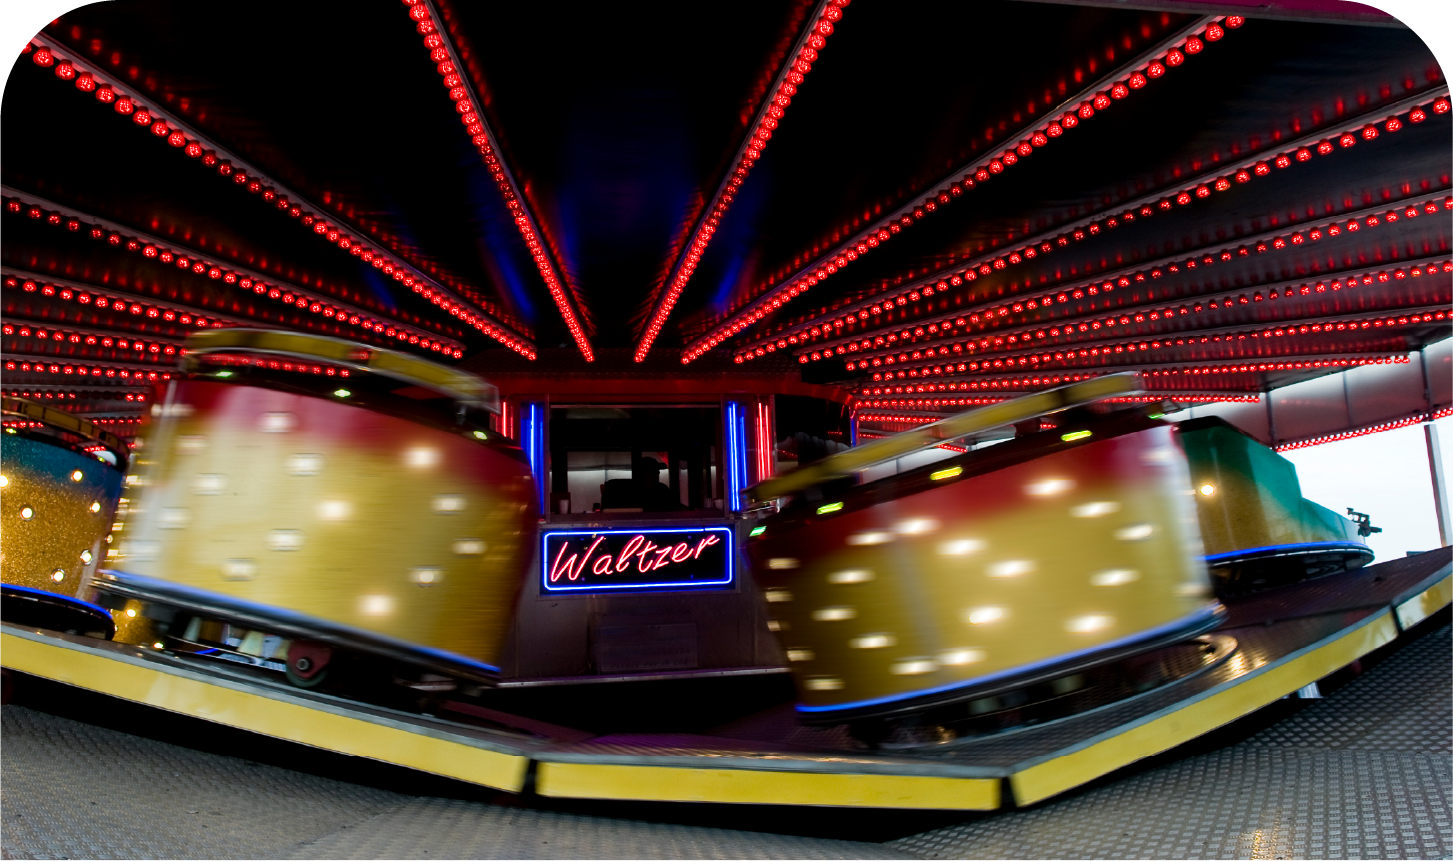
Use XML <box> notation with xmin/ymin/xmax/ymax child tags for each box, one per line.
<box><xmin>816</xmin><ymin>501</ymin><xmax>843</xmax><ymax>515</ymax></box>
<box><xmin>1060</xmin><ymin>430</ymin><xmax>1092</xmax><ymax>442</ymax></box>
<box><xmin>931</xmin><ymin>465</ymin><xmax>963</xmax><ymax>481</ymax></box>
<box><xmin>1199</xmin><ymin>483</ymin><xmax>1216</xmax><ymax>496</ymax></box>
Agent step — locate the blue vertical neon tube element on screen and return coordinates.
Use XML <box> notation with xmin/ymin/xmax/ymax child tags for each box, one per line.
<box><xmin>525</xmin><ymin>403</ymin><xmax>545</xmax><ymax>512</ymax></box>
<box><xmin>726</xmin><ymin>401</ymin><xmax>749</xmax><ymax>512</ymax></box>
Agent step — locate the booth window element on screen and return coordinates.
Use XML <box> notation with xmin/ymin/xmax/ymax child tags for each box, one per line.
<box><xmin>548</xmin><ymin>406</ymin><xmax>722</xmax><ymax>515</ymax></box>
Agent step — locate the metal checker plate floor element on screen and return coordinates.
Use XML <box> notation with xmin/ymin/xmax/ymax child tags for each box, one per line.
<box><xmin>888</xmin><ymin>617</ymin><xmax>1453</xmax><ymax>860</ymax></box>
<box><xmin>3</xmin><ymin>616</ymin><xmax>1447</xmax><ymax>858</ymax></box>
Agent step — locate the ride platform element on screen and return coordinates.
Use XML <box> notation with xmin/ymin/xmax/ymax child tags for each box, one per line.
<box><xmin>2</xmin><ymin>549</ymin><xmax>1448</xmax><ymax>811</ymax></box>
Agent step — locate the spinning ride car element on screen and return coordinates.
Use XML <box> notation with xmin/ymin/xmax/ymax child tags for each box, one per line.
<box><xmin>746</xmin><ymin>376</ymin><xmax>1224</xmax><ymax>730</ymax></box>
<box><xmin>93</xmin><ymin>329</ymin><xmax>536</xmax><ymax>691</ymax></box>
<box><xmin>1179</xmin><ymin>416</ymin><xmax>1373</xmax><ymax>593</ymax></box>
<box><xmin>1</xmin><ymin>396</ymin><xmax>128</xmax><ymax>639</ymax></box>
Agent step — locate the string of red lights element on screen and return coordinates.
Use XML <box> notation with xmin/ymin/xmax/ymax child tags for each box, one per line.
<box><xmin>680</xmin><ymin>14</ymin><xmax>1238</xmax><ymax>364</ymax></box>
<box><xmin>830</xmin><ymin>256</ymin><xmax>1449</xmax><ymax>376</ymax></box>
<box><xmin>856</xmin><ymin>354</ymin><xmax>1411</xmax><ymax>397</ymax></box>
<box><xmin>735</xmin><ymin>88</ymin><xmax>1452</xmax><ymax>362</ymax></box>
<box><xmin>1</xmin><ymin>189</ymin><xmax>472</xmax><ymax>357</ymax></box>
<box><xmin>826</xmin><ymin>192</ymin><xmax>1453</xmax><ymax>371</ymax></box>
<box><xmin>863</xmin><ymin>305</ymin><xmax>1442</xmax><ymax>383</ymax></box>
<box><xmin>3</xmin><ymin>271</ymin><xmax>243</xmax><ymax>331</ymax></box>
<box><xmin>399</xmin><ymin>0</ymin><xmax>592</xmax><ymax>360</ymax></box>
<box><xmin>633</xmin><ymin>0</ymin><xmax>850</xmax><ymax>361</ymax></box>
<box><xmin>2</xmin><ymin>354</ymin><xmax>174</xmax><ymax>383</ymax></box>
<box><xmin>1276</xmin><ymin>408</ymin><xmax>1453</xmax><ymax>451</ymax></box>
<box><xmin>1</xmin><ymin>387</ymin><xmax>150</xmax><ymax>405</ymax></box>
<box><xmin>2</xmin><ymin>319</ymin><xmax>181</xmax><ymax>361</ymax></box>
<box><xmin>23</xmin><ymin>34</ymin><xmax>534</xmax><ymax>358</ymax></box>
<box><xmin>860</xmin><ymin>392</ymin><xmax>1265</xmax><ymax>412</ymax></box>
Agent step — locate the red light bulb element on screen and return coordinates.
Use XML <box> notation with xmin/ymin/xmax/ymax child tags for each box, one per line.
<box><xmin>1225</xmin><ymin>15</ymin><xmax>1245</xmax><ymax>27</ymax></box>
<box><xmin>1046</xmin><ymin>122</ymin><xmax>1062</xmax><ymax>137</ymax></box>
<box><xmin>1078</xmin><ymin>102</ymin><xmax>1094</xmax><ymax>119</ymax></box>
<box><xmin>1384</xmin><ymin>117</ymin><xmax>1401</xmax><ymax>132</ymax></box>
<box><xmin>1316</xmin><ymin>140</ymin><xmax>1333</xmax><ymax>155</ymax></box>
<box><xmin>1294</xmin><ymin>148</ymin><xmax>1311</xmax><ymax>161</ymax></box>
<box><xmin>1061</xmin><ymin>112</ymin><xmax>1078</xmax><ymax>128</ymax></box>
<box><xmin>115</xmin><ymin>96</ymin><xmax>134</xmax><ymax>115</ymax></box>
<box><xmin>31</xmin><ymin>47</ymin><xmax>54</xmax><ymax>67</ymax></box>
<box><xmin>1093</xmin><ymin>93</ymin><xmax>1111</xmax><ymax>109</ymax></box>
<box><xmin>95</xmin><ymin>85</ymin><xmax>115</xmax><ymax>103</ymax></box>
<box><xmin>55</xmin><ymin>61</ymin><xmax>75</xmax><ymax>80</ymax></box>
<box><xmin>1184</xmin><ymin>36</ymin><xmax>1204</xmax><ymax>54</ymax></box>
<box><xmin>1410</xmin><ymin>107</ymin><xmax>1426</xmax><ymax>123</ymax></box>
<box><xmin>1435</xmin><ymin>97</ymin><xmax>1450</xmax><ymax>114</ymax></box>
<box><xmin>1110</xmin><ymin>83</ymin><xmax>1129</xmax><ymax>99</ymax></box>
<box><xmin>1274</xmin><ymin>154</ymin><xmax>1291</xmax><ymax>168</ymax></box>
<box><xmin>1165</xmin><ymin>49</ymin><xmax>1184</xmax><ymax>66</ymax></box>
<box><xmin>1204</xmin><ymin>23</ymin><xmax>1225</xmax><ymax>41</ymax></box>
<box><xmin>150</xmin><ymin>120</ymin><xmax>169</xmax><ymax>136</ymax></box>
<box><xmin>1128</xmin><ymin>72</ymin><xmax>1147</xmax><ymax>89</ymax></box>
<box><xmin>1338</xmin><ymin>132</ymin><xmax>1356</xmax><ymax>147</ymax></box>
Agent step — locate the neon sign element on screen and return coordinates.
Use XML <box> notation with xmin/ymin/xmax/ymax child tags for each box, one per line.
<box><xmin>541</xmin><ymin>526</ymin><xmax>734</xmax><ymax>593</ymax></box>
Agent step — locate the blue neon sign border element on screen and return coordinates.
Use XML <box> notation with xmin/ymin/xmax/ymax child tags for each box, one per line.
<box><xmin>539</xmin><ymin>525</ymin><xmax>736</xmax><ymax>593</ymax></box>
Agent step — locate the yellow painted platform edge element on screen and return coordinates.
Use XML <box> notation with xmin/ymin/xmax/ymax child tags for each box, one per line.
<box><xmin>1010</xmin><ymin>609</ymin><xmax>1398</xmax><ymax>806</ymax></box>
<box><xmin>535</xmin><ymin>761</ymin><xmax>1000</xmax><ymax>810</ymax></box>
<box><xmin>1395</xmin><ymin>573</ymin><xmax>1452</xmax><ymax>631</ymax></box>
<box><xmin>0</xmin><ymin>631</ymin><xmax>529</xmax><ymax>793</ymax></box>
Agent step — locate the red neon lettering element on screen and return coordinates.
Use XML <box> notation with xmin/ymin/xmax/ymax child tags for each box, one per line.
<box><xmin>616</xmin><ymin>535</ymin><xmax>644</xmax><ymax>573</ymax></box>
<box><xmin>636</xmin><ymin>540</ymin><xmax>661</xmax><ymax>573</ymax></box>
<box><xmin>693</xmin><ymin>534</ymin><xmax>721</xmax><ymax>558</ymax></box>
<box><xmin>555</xmin><ymin>531</ymin><xmax>722</xmax><ymax>582</ymax></box>
<box><xmin>549</xmin><ymin>541</ymin><xmax>575</xmax><ymax>583</ymax></box>
<box><xmin>550</xmin><ymin>536</ymin><xmax>604</xmax><ymax>582</ymax></box>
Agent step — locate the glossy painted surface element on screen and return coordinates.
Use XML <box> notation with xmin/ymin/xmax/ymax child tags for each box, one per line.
<box><xmin>113</xmin><ymin>379</ymin><xmax>536</xmax><ymax>667</ymax></box>
<box><xmin>750</xmin><ymin>423</ymin><xmax>1217</xmax><ymax>713</ymax></box>
<box><xmin>1179</xmin><ymin>418</ymin><xmax>1365</xmax><ymax>560</ymax></box>
<box><xmin>1</xmin><ymin>432</ymin><xmax>122</xmax><ymax>599</ymax></box>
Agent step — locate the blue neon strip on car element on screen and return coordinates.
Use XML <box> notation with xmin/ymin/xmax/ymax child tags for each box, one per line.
<box><xmin>97</xmin><ymin>570</ymin><xmax>499</xmax><ymax>673</ymax></box>
<box><xmin>0</xmin><ymin>582</ymin><xmax>115</xmax><ymax>619</ymax></box>
<box><xmin>1203</xmin><ymin>540</ymin><xmax>1370</xmax><ymax>563</ymax></box>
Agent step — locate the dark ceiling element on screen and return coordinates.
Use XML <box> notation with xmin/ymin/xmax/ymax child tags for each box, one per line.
<box><xmin>1</xmin><ymin>0</ymin><xmax>1448</xmax><ymax>433</ymax></box>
